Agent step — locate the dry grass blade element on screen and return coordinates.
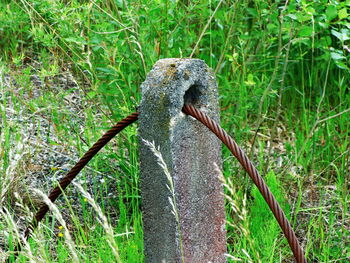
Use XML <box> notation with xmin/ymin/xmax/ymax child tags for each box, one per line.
<box><xmin>32</xmin><ymin>189</ymin><xmax>80</xmax><ymax>263</ymax></box>
<box><xmin>0</xmin><ymin>207</ymin><xmax>37</xmax><ymax>263</ymax></box>
<box><xmin>73</xmin><ymin>182</ymin><xmax>122</xmax><ymax>263</ymax></box>
<box><xmin>142</xmin><ymin>139</ymin><xmax>185</xmax><ymax>263</ymax></box>
<box><xmin>189</xmin><ymin>0</ymin><xmax>225</xmax><ymax>58</ymax></box>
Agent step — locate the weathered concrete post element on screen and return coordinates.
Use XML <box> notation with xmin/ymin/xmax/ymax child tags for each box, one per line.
<box><xmin>139</xmin><ymin>58</ymin><xmax>226</xmax><ymax>263</ymax></box>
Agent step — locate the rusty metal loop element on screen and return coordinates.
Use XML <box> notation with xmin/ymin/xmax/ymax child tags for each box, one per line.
<box><xmin>7</xmin><ymin>105</ymin><xmax>306</xmax><ymax>263</ymax></box>
<box><xmin>182</xmin><ymin>104</ymin><xmax>307</xmax><ymax>263</ymax></box>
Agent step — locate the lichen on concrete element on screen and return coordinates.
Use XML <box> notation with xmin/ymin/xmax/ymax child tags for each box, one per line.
<box><xmin>139</xmin><ymin>58</ymin><xmax>227</xmax><ymax>262</ymax></box>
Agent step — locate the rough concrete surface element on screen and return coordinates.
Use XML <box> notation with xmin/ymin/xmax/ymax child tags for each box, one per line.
<box><xmin>139</xmin><ymin>58</ymin><xmax>227</xmax><ymax>263</ymax></box>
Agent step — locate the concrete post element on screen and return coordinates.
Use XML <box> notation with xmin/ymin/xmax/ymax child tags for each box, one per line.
<box><xmin>139</xmin><ymin>58</ymin><xmax>226</xmax><ymax>263</ymax></box>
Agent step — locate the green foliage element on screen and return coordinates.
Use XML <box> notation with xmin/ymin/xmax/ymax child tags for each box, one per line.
<box><xmin>249</xmin><ymin>170</ymin><xmax>290</xmax><ymax>262</ymax></box>
<box><xmin>0</xmin><ymin>0</ymin><xmax>349</xmax><ymax>262</ymax></box>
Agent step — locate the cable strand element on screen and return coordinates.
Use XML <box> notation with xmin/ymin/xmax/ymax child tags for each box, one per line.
<box><xmin>182</xmin><ymin>104</ymin><xmax>306</xmax><ymax>263</ymax></box>
<box><xmin>7</xmin><ymin>112</ymin><xmax>139</xmax><ymax>262</ymax></box>
<box><xmin>7</xmin><ymin>105</ymin><xmax>306</xmax><ymax>263</ymax></box>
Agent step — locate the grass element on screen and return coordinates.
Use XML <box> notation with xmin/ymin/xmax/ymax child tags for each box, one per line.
<box><xmin>0</xmin><ymin>0</ymin><xmax>349</xmax><ymax>262</ymax></box>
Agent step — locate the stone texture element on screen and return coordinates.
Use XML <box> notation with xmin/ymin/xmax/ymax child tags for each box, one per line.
<box><xmin>139</xmin><ymin>58</ymin><xmax>226</xmax><ymax>263</ymax></box>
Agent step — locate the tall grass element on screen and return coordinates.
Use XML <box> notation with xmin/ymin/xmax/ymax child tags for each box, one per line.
<box><xmin>0</xmin><ymin>0</ymin><xmax>349</xmax><ymax>262</ymax></box>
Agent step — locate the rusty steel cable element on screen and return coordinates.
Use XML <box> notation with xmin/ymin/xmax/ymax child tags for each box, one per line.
<box><xmin>7</xmin><ymin>112</ymin><xmax>139</xmax><ymax>262</ymax></box>
<box><xmin>8</xmin><ymin>105</ymin><xmax>306</xmax><ymax>263</ymax></box>
<box><xmin>182</xmin><ymin>104</ymin><xmax>307</xmax><ymax>263</ymax></box>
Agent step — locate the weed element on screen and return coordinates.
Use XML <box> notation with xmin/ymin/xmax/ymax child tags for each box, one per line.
<box><xmin>0</xmin><ymin>0</ymin><xmax>349</xmax><ymax>262</ymax></box>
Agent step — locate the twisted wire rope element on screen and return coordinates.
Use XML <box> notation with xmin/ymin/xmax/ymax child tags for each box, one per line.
<box><xmin>7</xmin><ymin>112</ymin><xmax>139</xmax><ymax>262</ymax></box>
<box><xmin>182</xmin><ymin>104</ymin><xmax>306</xmax><ymax>263</ymax></box>
<box><xmin>8</xmin><ymin>105</ymin><xmax>306</xmax><ymax>263</ymax></box>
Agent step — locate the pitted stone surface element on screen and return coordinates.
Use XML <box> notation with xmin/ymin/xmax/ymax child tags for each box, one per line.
<box><xmin>139</xmin><ymin>58</ymin><xmax>226</xmax><ymax>263</ymax></box>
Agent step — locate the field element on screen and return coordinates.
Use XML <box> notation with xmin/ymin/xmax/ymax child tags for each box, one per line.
<box><xmin>0</xmin><ymin>0</ymin><xmax>349</xmax><ymax>262</ymax></box>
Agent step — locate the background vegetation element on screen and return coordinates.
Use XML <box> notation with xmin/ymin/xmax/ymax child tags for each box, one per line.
<box><xmin>0</xmin><ymin>0</ymin><xmax>349</xmax><ymax>262</ymax></box>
